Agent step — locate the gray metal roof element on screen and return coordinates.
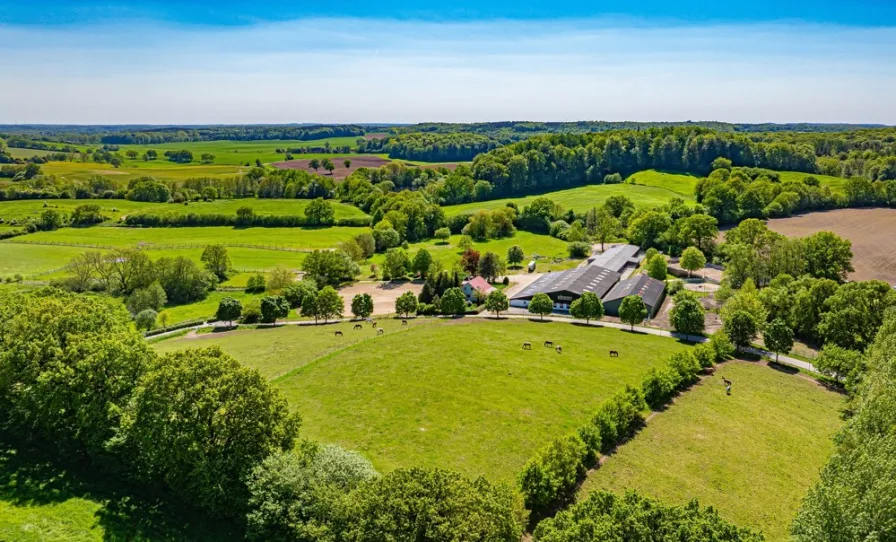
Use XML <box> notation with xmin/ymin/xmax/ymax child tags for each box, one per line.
<box><xmin>511</xmin><ymin>265</ymin><xmax>621</xmax><ymax>300</ymax></box>
<box><xmin>603</xmin><ymin>274</ymin><xmax>666</xmax><ymax>307</ymax></box>
<box><xmin>588</xmin><ymin>244</ymin><xmax>642</xmax><ymax>273</ymax></box>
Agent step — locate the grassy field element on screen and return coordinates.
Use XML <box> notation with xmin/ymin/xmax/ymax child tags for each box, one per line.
<box><xmin>117</xmin><ymin>137</ymin><xmax>366</xmax><ymax>165</ymax></box>
<box><xmin>777</xmin><ymin>170</ymin><xmax>849</xmax><ymax>193</ymax></box>
<box><xmin>0</xmin><ymin>243</ymin><xmax>87</xmax><ymax>277</ymax></box>
<box><xmin>0</xmin><ymin>439</ymin><xmax>239</xmax><ymax>541</ymax></box>
<box><xmin>260</xmin><ymin>319</ymin><xmax>692</xmax><ymax>481</ymax></box>
<box><xmin>367</xmin><ymin>230</ymin><xmax>580</xmax><ymax>275</ymax></box>
<box><xmin>0</xmin><ymin>199</ymin><xmax>367</xmax><ymax>226</ymax></box>
<box><xmin>442</xmin><ymin>183</ymin><xmax>694</xmax><ymax>217</ymax></box>
<box><xmin>5</xmin><ymin>148</ymin><xmax>54</xmax><ymax>159</ymax></box>
<box><xmin>6</xmin><ymin>225</ymin><xmax>363</xmax><ymax>249</ymax></box>
<box><xmin>40</xmin><ymin>161</ymin><xmax>245</xmax><ymax>183</ymax></box>
<box><xmin>579</xmin><ymin>361</ymin><xmax>843</xmax><ymax>541</ymax></box>
<box><xmin>626</xmin><ymin>169</ymin><xmax>699</xmax><ymax>197</ymax></box>
<box><xmin>153</xmin><ymin>317</ymin><xmax>436</xmax><ymax>379</ymax></box>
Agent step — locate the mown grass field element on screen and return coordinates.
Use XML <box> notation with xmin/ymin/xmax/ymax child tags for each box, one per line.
<box><xmin>248</xmin><ymin>319</ymin><xmax>693</xmax><ymax>481</ymax></box>
<box><xmin>40</xmin><ymin>161</ymin><xmax>245</xmax><ymax>182</ymax></box>
<box><xmin>626</xmin><ymin>169</ymin><xmax>699</xmax><ymax>197</ymax></box>
<box><xmin>0</xmin><ymin>198</ymin><xmax>368</xmax><ymax>225</ymax></box>
<box><xmin>442</xmin><ymin>182</ymin><xmax>694</xmax><ymax>217</ymax></box>
<box><xmin>153</xmin><ymin>317</ymin><xmax>435</xmax><ymax>379</ymax></box>
<box><xmin>367</xmin><ymin>230</ymin><xmax>578</xmax><ymax>275</ymax></box>
<box><xmin>0</xmin><ymin>439</ymin><xmax>239</xmax><ymax>542</ymax></box>
<box><xmin>0</xmin><ymin>243</ymin><xmax>87</xmax><ymax>277</ymax></box>
<box><xmin>117</xmin><ymin>136</ymin><xmax>366</xmax><ymax>165</ymax></box>
<box><xmin>579</xmin><ymin>361</ymin><xmax>843</xmax><ymax>541</ymax></box>
<box><xmin>777</xmin><ymin>170</ymin><xmax>849</xmax><ymax>193</ymax></box>
<box><xmin>6</xmin><ymin>225</ymin><xmax>363</xmax><ymax>249</ymax></box>
<box><xmin>5</xmin><ymin>148</ymin><xmax>53</xmax><ymax>159</ymax></box>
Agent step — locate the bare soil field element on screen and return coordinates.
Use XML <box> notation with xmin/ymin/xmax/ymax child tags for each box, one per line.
<box><xmin>767</xmin><ymin>208</ymin><xmax>896</xmax><ymax>284</ymax></box>
<box><xmin>363</xmin><ymin>132</ymin><xmax>389</xmax><ymax>140</ymax></box>
<box><xmin>337</xmin><ymin>280</ymin><xmax>423</xmax><ymax>315</ymax></box>
<box><xmin>271</xmin><ymin>155</ymin><xmax>391</xmax><ymax>180</ymax></box>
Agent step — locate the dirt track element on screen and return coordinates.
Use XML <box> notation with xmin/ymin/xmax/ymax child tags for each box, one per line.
<box><xmin>271</xmin><ymin>155</ymin><xmax>391</xmax><ymax>180</ymax></box>
<box><xmin>767</xmin><ymin>208</ymin><xmax>896</xmax><ymax>284</ymax></box>
<box><xmin>337</xmin><ymin>280</ymin><xmax>424</xmax><ymax>316</ymax></box>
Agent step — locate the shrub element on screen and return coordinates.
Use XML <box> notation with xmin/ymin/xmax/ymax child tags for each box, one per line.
<box><xmin>134</xmin><ymin>309</ymin><xmax>158</xmax><ymax>330</ymax></box>
<box><xmin>692</xmin><ymin>342</ymin><xmax>716</xmax><ymax>368</ymax></box>
<box><xmin>667</xmin><ymin>351</ymin><xmax>702</xmax><ymax>386</ymax></box>
<box><xmin>567</xmin><ymin>241</ymin><xmax>591</xmax><ymax>258</ymax></box>
<box><xmin>519</xmin><ymin>434</ymin><xmax>588</xmax><ymax>513</ymax></box>
<box><xmin>242</xmin><ymin>299</ymin><xmax>262</xmax><ymax>323</ymax></box>
<box><xmin>246</xmin><ymin>273</ymin><xmax>267</xmax><ymax>293</ymax></box>
<box><xmin>642</xmin><ymin>367</ymin><xmax>679</xmax><ymax>409</ymax></box>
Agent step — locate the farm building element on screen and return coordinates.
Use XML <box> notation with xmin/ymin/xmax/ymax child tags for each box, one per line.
<box><xmin>587</xmin><ymin>243</ymin><xmax>643</xmax><ymax>275</ymax></box>
<box><xmin>602</xmin><ymin>274</ymin><xmax>667</xmax><ymax>319</ymax></box>
<box><xmin>510</xmin><ymin>265</ymin><xmax>621</xmax><ymax>311</ymax></box>
<box><xmin>462</xmin><ymin>276</ymin><xmax>495</xmax><ymax>302</ymax></box>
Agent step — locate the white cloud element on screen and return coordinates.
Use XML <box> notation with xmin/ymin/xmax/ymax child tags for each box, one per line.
<box><xmin>0</xmin><ymin>18</ymin><xmax>894</xmax><ymax>124</ymax></box>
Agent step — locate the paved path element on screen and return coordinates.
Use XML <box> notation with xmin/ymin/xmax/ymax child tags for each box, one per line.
<box><xmin>149</xmin><ymin>312</ymin><xmax>816</xmax><ymax>373</ymax></box>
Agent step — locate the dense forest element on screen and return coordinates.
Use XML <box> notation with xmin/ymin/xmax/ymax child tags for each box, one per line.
<box><xmin>0</xmin><ymin>124</ymin><xmax>373</xmax><ymax>145</ymax></box>
<box><xmin>357</xmin><ymin>132</ymin><xmax>501</xmax><ymax>161</ymax></box>
<box><xmin>466</xmin><ymin>126</ymin><xmax>896</xmax><ymax>198</ymax></box>
<box><xmin>391</xmin><ymin>121</ymin><xmax>887</xmax><ymax>142</ymax></box>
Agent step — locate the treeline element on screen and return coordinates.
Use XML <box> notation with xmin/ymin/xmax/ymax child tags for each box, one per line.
<box><xmin>0</xmin><ymin>125</ymin><xmax>370</xmax><ymax>145</ymax></box>
<box><xmin>791</xmin><ymin>307</ymin><xmax>896</xmax><ymax>540</ymax></box>
<box><xmin>357</xmin><ymin>132</ymin><xmax>501</xmax><ymax>161</ymax></box>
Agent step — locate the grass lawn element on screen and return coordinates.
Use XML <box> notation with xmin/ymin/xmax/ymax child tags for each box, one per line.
<box><xmin>366</xmin><ymin>231</ymin><xmax>580</xmax><ymax>276</ymax></box>
<box><xmin>579</xmin><ymin>361</ymin><xmax>843</xmax><ymax>541</ymax></box>
<box><xmin>626</xmin><ymin>169</ymin><xmax>699</xmax><ymax>198</ymax></box>
<box><xmin>442</xmin><ymin>183</ymin><xmax>693</xmax><ymax>217</ymax></box>
<box><xmin>8</xmin><ymin>225</ymin><xmax>364</xmax><ymax>249</ymax></box>
<box><xmin>117</xmin><ymin>137</ymin><xmax>366</xmax><ymax>166</ymax></box>
<box><xmin>0</xmin><ymin>439</ymin><xmax>240</xmax><ymax>542</ymax></box>
<box><xmin>40</xmin><ymin>161</ymin><xmax>244</xmax><ymax>183</ymax></box>
<box><xmin>0</xmin><ymin>243</ymin><xmax>87</xmax><ymax>277</ymax></box>
<box><xmin>5</xmin><ymin>148</ymin><xmax>54</xmax><ymax>159</ymax></box>
<box><xmin>267</xmin><ymin>319</ymin><xmax>692</xmax><ymax>481</ymax></box>
<box><xmin>0</xmin><ymin>200</ymin><xmax>170</xmax><ymax>224</ymax></box>
<box><xmin>777</xmin><ymin>171</ymin><xmax>849</xmax><ymax>193</ymax></box>
<box><xmin>152</xmin><ymin>317</ymin><xmax>435</xmax><ymax>379</ymax></box>
<box><xmin>129</xmin><ymin>198</ymin><xmax>369</xmax><ymax>220</ymax></box>
<box><xmin>156</xmin><ymin>290</ymin><xmax>269</xmax><ymax>326</ymax></box>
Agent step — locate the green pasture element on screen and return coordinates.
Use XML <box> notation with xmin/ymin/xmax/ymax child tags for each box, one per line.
<box><xmin>368</xmin><ymin>230</ymin><xmax>580</xmax><ymax>275</ymax></box>
<box><xmin>7</xmin><ymin>225</ymin><xmax>363</xmax><ymax>249</ymax></box>
<box><xmin>579</xmin><ymin>361</ymin><xmax>843</xmax><ymax>541</ymax></box>
<box><xmin>117</xmin><ymin>137</ymin><xmax>365</xmax><ymax>165</ymax></box>
<box><xmin>263</xmin><ymin>319</ymin><xmax>691</xmax><ymax>481</ymax></box>
<box><xmin>156</xmin><ymin>290</ymin><xmax>270</xmax><ymax>326</ymax></box>
<box><xmin>626</xmin><ymin>169</ymin><xmax>699</xmax><ymax>197</ymax></box>
<box><xmin>777</xmin><ymin>170</ymin><xmax>849</xmax><ymax>193</ymax></box>
<box><xmin>5</xmin><ymin>148</ymin><xmax>53</xmax><ymax>159</ymax></box>
<box><xmin>0</xmin><ymin>243</ymin><xmax>86</xmax><ymax>277</ymax></box>
<box><xmin>153</xmin><ymin>318</ymin><xmax>435</xmax><ymax>379</ymax></box>
<box><xmin>442</xmin><ymin>183</ymin><xmax>694</xmax><ymax>217</ymax></box>
<box><xmin>0</xmin><ymin>199</ymin><xmax>168</xmax><ymax>223</ymax></box>
<box><xmin>40</xmin><ymin>161</ymin><xmax>244</xmax><ymax>183</ymax></box>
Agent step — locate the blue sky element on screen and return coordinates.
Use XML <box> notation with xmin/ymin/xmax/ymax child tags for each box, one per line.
<box><xmin>1</xmin><ymin>1</ymin><xmax>895</xmax><ymax>124</ymax></box>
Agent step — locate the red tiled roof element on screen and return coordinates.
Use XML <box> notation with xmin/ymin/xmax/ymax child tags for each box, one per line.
<box><xmin>464</xmin><ymin>276</ymin><xmax>495</xmax><ymax>293</ymax></box>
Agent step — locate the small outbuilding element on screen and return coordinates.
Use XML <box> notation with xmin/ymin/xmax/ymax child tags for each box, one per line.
<box><xmin>601</xmin><ymin>274</ymin><xmax>667</xmax><ymax>319</ymax></box>
<box><xmin>462</xmin><ymin>276</ymin><xmax>496</xmax><ymax>302</ymax></box>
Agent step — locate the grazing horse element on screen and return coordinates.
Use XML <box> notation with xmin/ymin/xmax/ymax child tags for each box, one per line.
<box><xmin>334</xmin><ymin>330</ymin><xmax>343</xmax><ymax>337</ymax></box>
<box><xmin>370</xmin><ymin>320</ymin><xmax>377</xmax><ymax>328</ymax></box>
<box><xmin>402</xmin><ymin>320</ymin><xmax>408</xmax><ymax>326</ymax></box>
<box><xmin>722</xmin><ymin>377</ymin><xmax>732</xmax><ymax>386</ymax></box>
<box><xmin>544</xmin><ymin>340</ymin><xmax>554</xmax><ymax>347</ymax></box>
<box><xmin>377</xmin><ymin>328</ymin><xmax>384</xmax><ymax>335</ymax></box>
<box><xmin>555</xmin><ymin>345</ymin><xmax>562</xmax><ymax>353</ymax></box>
<box><xmin>353</xmin><ymin>324</ymin><xmax>363</xmax><ymax>330</ymax></box>
<box><xmin>609</xmin><ymin>350</ymin><xmax>619</xmax><ymax>357</ymax></box>
<box><xmin>522</xmin><ymin>341</ymin><xmax>532</xmax><ymax>350</ymax></box>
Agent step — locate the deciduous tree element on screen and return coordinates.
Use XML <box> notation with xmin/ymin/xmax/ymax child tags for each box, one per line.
<box><xmin>619</xmin><ymin>295</ymin><xmax>648</xmax><ymax>330</ymax></box>
<box><xmin>395</xmin><ymin>291</ymin><xmax>418</xmax><ymax>318</ymax></box>
<box><xmin>351</xmin><ymin>293</ymin><xmax>374</xmax><ymax>319</ymax></box>
<box><xmin>569</xmin><ymin>291</ymin><xmax>604</xmax><ymax>324</ymax></box>
<box><xmin>484</xmin><ymin>290</ymin><xmax>509</xmax><ymax>318</ymax></box>
<box><xmin>528</xmin><ymin>293</ymin><xmax>554</xmax><ymax>320</ymax></box>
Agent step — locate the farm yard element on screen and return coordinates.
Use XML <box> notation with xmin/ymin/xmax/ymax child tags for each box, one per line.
<box><xmin>580</xmin><ymin>361</ymin><xmax>844</xmax><ymax>541</ymax></box>
<box><xmin>767</xmin><ymin>207</ymin><xmax>896</xmax><ymax>284</ymax></box>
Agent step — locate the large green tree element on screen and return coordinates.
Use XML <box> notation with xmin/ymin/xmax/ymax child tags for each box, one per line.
<box><xmin>351</xmin><ymin>293</ymin><xmax>374</xmax><ymax>319</ymax></box>
<box><xmin>395</xmin><ymin>291</ymin><xmax>418</xmax><ymax>318</ymax></box>
<box><xmin>216</xmin><ymin>297</ymin><xmax>243</xmax><ymax>327</ymax></box>
<box><xmin>669</xmin><ymin>291</ymin><xmax>705</xmax><ymax>340</ymax></box>
<box><xmin>723</xmin><ymin>310</ymin><xmax>758</xmax><ymax>353</ymax></box>
<box><xmin>200</xmin><ymin>244</ymin><xmax>232</xmax><ymax>281</ymax></box>
<box><xmin>569</xmin><ymin>291</ymin><xmax>604</xmax><ymax>324</ymax></box>
<box><xmin>763</xmin><ymin>318</ymin><xmax>794</xmax><ymax>363</ymax></box>
<box><xmin>528</xmin><ymin>293</ymin><xmax>554</xmax><ymax>321</ymax></box>
<box><xmin>679</xmin><ymin>246</ymin><xmax>706</xmax><ymax>278</ymax></box>
<box><xmin>440</xmin><ymin>287</ymin><xmax>467</xmax><ymax>316</ymax></box>
<box><xmin>619</xmin><ymin>295</ymin><xmax>648</xmax><ymax>330</ymax></box>
<box><xmin>802</xmin><ymin>231</ymin><xmax>854</xmax><ymax>282</ymax></box>
<box><xmin>484</xmin><ymin>290</ymin><xmax>509</xmax><ymax>318</ymax></box>
<box><xmin>119</xmin><ymin>347</ymin><xmax>300</xmax><ymax>516</ymax></box>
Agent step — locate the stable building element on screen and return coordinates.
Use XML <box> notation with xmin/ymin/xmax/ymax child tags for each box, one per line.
<box><xmin>601</xmin><ymin>274</ymin><xmax>667</xmax><ymax>319</ymax></box>
<box><xmin>587</xmin><ymin>243</ymin><xmax>643</xmax><ymax>276</ymax></box>
<box><xmin>510</xmin><ymin>265</ymin><xmax>621</xmax><ymax>312</ymax></box>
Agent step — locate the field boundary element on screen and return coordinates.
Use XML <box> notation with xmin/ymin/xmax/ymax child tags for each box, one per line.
<box><xmin>0</xmin><ymin>239</ymin><xmax>317</xmax><ymax>253</ymax></box>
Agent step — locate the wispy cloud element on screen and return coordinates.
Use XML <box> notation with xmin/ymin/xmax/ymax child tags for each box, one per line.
<box><xmin>0</xmin><ymin>18</ymin><xmax>894</xmax><ymax>124</ymax></box>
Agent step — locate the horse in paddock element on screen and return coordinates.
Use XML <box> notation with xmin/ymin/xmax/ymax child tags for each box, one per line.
<box><xmin>609</xmin><ymin>350</ymin><xmax>619</xmax><ymax>357</ymax></box>
<box><xmin>402</xmin><ymin>320</ymin><xmax>408</xmax><ymax>326</ymax></box>
<box><xmin>544</xmin><ymin>340</ymin><xmax>554</xmax><ymax>347</ymax></box>
<box><xmin>555</xmin><ymin>345</ymin><xmax>562</xmax><ymax>354</ymax></box>
<box><xmin>722</xmin><ymin>377</ymin><xmax>732</xmax><ymax>386</ymax></box>
<box><xmin>370</xmin><ymin>321</ymin><xmax>377</xmax><ymax>328</ymax></box>
<box><xmin>522</xmin><ymin>341</ymin><xmax>532</xmax><ymax>350</ymax></box>
<box><xmin>377</xmin><ymin>328</ymin><xmax>384</xmax><ymax>335</ymax></box>
<box><xmin>334</xmin><ymin>330</ymin><xmax>343</xmax><ymax>337</ymax></box>
<box><xmin>353</xmin><ymin>324</ymin><xmax>363</xmax><ymax>330</ymax></box>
